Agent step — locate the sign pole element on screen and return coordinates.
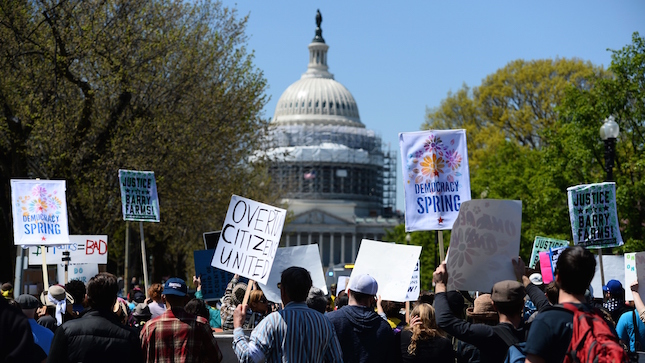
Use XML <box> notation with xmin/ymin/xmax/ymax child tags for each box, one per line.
<box><xmin>242</xmin><ymin>280</ymin><xmax>254</xmax><ymax>306</ymax></box>
<box><xmin>124</xmin><ymin>222</ymin><xmax>130</xmax><ymax>296</ymax></box>
<box><xmin>405</xmin><ymin>301</ymin><xmax>410</xmax><ymax>324</ymax></box>
<box><xmin>598</xmin><ymin>248</ymin><xmax>606</xmax><ymax>289</ymax></box>
<box><xmin>41</xmin><ymin>245</ymin><xmax>49</xmax><ymax>292</ymax></box>
<box><xmin>437</xmin><ymin>230</ymin><xmax>445</xmax><ymax>262</ymax></box>
<box><xmin>62</xmin><ymin>251</ymin><xmax>71</xmax><ymax>285</ymax></box>
<box><xmin>140</xmin><ymin>221</ymin><xmax>150</xmax><ymax>298</ymax></box>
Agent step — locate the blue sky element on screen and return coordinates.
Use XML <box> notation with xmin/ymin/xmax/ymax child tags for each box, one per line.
<box><xmin>223</xmin><ymin>1</ymin><xmax>645</xmax><ymax>212</ymax></box>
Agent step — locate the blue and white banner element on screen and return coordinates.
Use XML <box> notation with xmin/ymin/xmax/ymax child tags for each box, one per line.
<box><xmin>399</xmin><ymin>130</ymin><xmax>471</xmax><ymax>231</ymax></box>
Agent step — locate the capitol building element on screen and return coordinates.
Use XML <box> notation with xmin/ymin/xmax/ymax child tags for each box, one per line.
<box><xmin>264</xmin><ymin>11</ymin><xmax>400</xmax><ymax>269</ymax></box>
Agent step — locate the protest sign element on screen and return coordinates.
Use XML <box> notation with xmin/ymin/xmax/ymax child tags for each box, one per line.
<box><xmin>211</xmin><ymin>195</ymin><xmax>286</xmax><ymax>285</ymax></box>
<box><xmin>589</xmin><ymin>255</ymin><xmax>623</xmax><ymax>299</ymax></box>
<box><xmin>258</xmin><ymin>244</ymin><xmax>327</xmax><ymax>304</ymax></box>
<box><xmin>549</xmin><ymin>246</ymin><xmax>567</xmax><ymax>275</ymax></box>
<box><xmin>399</xmin><ymin>129</ymin><xmax>471</xmax><ymax>231</ymax></box>
<box><xmin>634</xmin><ymin>253</ymin><xmax>645</xmax><ymax>299</ymax></box>
<box><xmin>337</xmin><ymin>276</ymin><xmax>349</xmax><ymax>296</ymax></box>
<box><xmin>118</xmin><ymin>170</ymin><xmax>160</xmax><ymax>222</ymax></box>
<box><xmin>28</xmin><ymin>235</ymin><xmax>108</xmax><ymax>265</ymax></box>
<box><xmin>350</xmin><ymin>240</ymin><xmax>421</xmax><ymax>301</ymax></box>
<box><xmin>11</xmin><ymin>180</ymin><xmax>70</xmax><ymax>246</ymax></box>
<box><xmin>194</xmin><ymin>249</ymin><xmax>234</xmax><ymax>300</ymax></box>
<box><xmin>626</xmin><ymin>253</ymin><xmax>638</xmax><ymax>301</ymax></box>
<box><xmin>446</xmin><ymin>199</ymin><xmax>522</xmax><ymax>292</ymax></box>
<box><xmin>529</xmin><ymin>236</ymin><xmax>569</xmax><ymax>269</ymax></box>
<box><xmin>539</xmin><ymin>251</ymin><xmax>554</xmax><ymax>284</ymax></box>
<box><xmin>57</xmin><ymin>263</ymin><xmax>99</xmax><ymax>285</ymax></box>
<box><xmin>567</xmin><ymin>182</ymin><xmax>622</xmax><ymax>248</ymax></box>
<box><xmin>405</xmin><ymin>260</ymin><xmax>421</xmax><ymax>301</ymax></box>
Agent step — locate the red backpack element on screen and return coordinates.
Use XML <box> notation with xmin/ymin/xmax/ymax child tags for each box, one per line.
<box><xmin>558</xmin><ymin>303</ymin><xmax>628</xmax><ymax>363</ymax></box>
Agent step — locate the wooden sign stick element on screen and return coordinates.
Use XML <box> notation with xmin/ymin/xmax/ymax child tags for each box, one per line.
<box><xmin>242</xmin><ymin>279</ymin><xmax>254</xmax><ymax>306</ymax></box>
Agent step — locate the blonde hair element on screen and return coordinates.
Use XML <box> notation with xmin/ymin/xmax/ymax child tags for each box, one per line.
<box><xmin>248</xmin><ymin>290</ymin><xmax>265</xmax><ymax>305</ymax></box>
<box><xmin>405</xmin><ymin>303</ymin><xmax>445</xmax><ymax>355</ymax></box>
<box><xmin>148</xmin><ymin>283</ymin><xmax>163</xmax><ymax>301</ymax></box>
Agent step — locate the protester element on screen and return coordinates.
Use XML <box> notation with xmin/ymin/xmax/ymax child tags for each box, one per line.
<box><xmin>632</xmin><ymin>281</ymin><xmax>645</xmax><ymax>323</ymax></box>
<box><xmin>247</xmin><ymin>289</ymin><xmax>270</xmax><ymax>322</ymax></box>
<box><xmin>221</xmin><ymin>274</ymin><xmax>249</xmax><ymax>330</ymax></box>
<box><xmin>127</xmin><ymin>287</ymin><xmax>146</xmax><ymax>312</ymax></box>
<box><xmin>544</xmin><ymin>280</ymin><xmax>559</xmax><ymax>305</ymax></box>
<box><xmin>306</xmin><ymin>286</ymin><xmax>328</xmax><ymax>314</ymax></box>
<box><xmin>326</xmin><ymin>274</ymin><xmax>398</xmax><ymax>363</ymax></box>
<box><xmin>415</xmin><ymin>290</ymin><xmax>434</xmax><ymax>307</ymax></box>
<box><xmin>233</xmin><ymin>266</ymin><xmax>343</xmax><ymax>362</ymax></box>
<box><xmin>192</xmin><ymin>276</ymin><xmax>222</xmax><ymax>329</ymax></box>
<box><xmin>617</xmin><ymin>281</ymin><xmax>645</xmax><ymax>352</ymax></box>
<box><xmin>378</xmin><ymin>299</ymin><xmax>407</xmax><ymax>332</ymax></box>
<box><xmin>16</xmin><ymin>294</ymin><xmax>53</xmax><ymax>360</ymax></box>
<box><xmin>0</xmin><ymin>295</ymin><xmax>43</xmax><ymax>363</ymax></box>
<box><xmin>603</xmin><ymin>279</ymin><xmax>633</xmax><ymax>323</ymax></box>
<box><xmin>523</xmin><ymin>246</ymin><xmax>600</xmax><ymax>362</ymax></box>
<box><xmin>1</xmin><ymin>282</ymin><xmax>14</xmax><ymax>299</ymax></box>
<box><xmin>38</xmin><ymin>285</ymin><xmax>75</xmax><ymax>332</ymax></box>
<box><xmin>65</xmin><ymin>279</ymin><xmax>87</xmax><ymax>315</ymax></box>
<box><xmin>465</xmin><ymin>294</ymin><xmax>498</xmax><ymax>324</ymax></box>
<box><xmin>146</xmin><ymin>283</ymin><xmax>165</xmax><ymax>319</ymax></box>
<box><xmin>444</xmin><ymin>291</ymin><xmax>480</xmax><ymax>363</ymax></box>
<box><xmin>47</xmin><ymin>272</ymin><xmax>143</xmax><ymax>362</ymax></box>
<box><xmin>130</xmin><ymin>303</ymin><xmax>152</xmax><ymax>332</ymax></box>
<box><xmin>185</xmin><ymin>298</ymin><xmax>211</xmax><ymax>321</ymax></box>
<box><xmin>113</xmin><ymin>296</ymin><xmax>130</xmax><ymax>325</ymax></box>
<box><xmin>400</xmin><ymin>303</ymin><xmax>453</xmax><ymax>363</ymax></box>
<box><xmin>434</xmin><ymin>258</ymin><xmax>528</xmax><ymax>363</ymax></box>
<box><xmin>335</xmin><ymin>290</ymin><xmax>348</xmax><ymax>310</ymax></box>
<box><xmin>140</xmin><ymin>277</ymin><xmax>222</xmax><ymax>363</ymax></box>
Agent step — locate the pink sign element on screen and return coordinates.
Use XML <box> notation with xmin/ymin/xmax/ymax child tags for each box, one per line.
<box><xmin>539</xmin><ymin>251</ymin><xmax>554</xmax><ymax>284</ymax></box>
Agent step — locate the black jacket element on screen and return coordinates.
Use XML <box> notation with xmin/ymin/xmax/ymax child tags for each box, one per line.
<box><xmin>47</xmin><ymin>308</ymin><xmax>143</xmax><ymax>363</ymax></box>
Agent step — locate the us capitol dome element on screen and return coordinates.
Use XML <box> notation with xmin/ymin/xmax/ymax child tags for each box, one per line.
<box><xmin>264</xmin><ymin>10</ymin><xmax>400</xmax><ymax>269</ymax></box>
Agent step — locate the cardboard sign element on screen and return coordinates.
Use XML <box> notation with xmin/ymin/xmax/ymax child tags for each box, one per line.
<box><xmin>349</xmin><ymin>240</ymin><xmax>421</xmax><ymax>302</ymax></box>
<box><xmin>446</xmin><ymin>199</ymin><xmax>522</xmax><ymax>292</ymax></box>
<box><xmin>194</xmin><ymin>249</ymin><xmax>234</xmax><ymax>300</ymax></box>
<box><xmin>399</xmin><ymin>129</ymin><xmax>471</xmax><ymax>231</ymax></box>
<box><xmin>11</xmin><ymin>180</ymin><xmax>70</xmax><ymax>246</ymax></box>
<box><xmin>57</xmin><ymin>263</ymin><xmax>99</xmax><ymax>285</ymax></box>
<box><xmin>337</xmin><ymin>276</ymin><xmax>349</xmax><ymax>296</ymax></box>
<box><xmin>405</xmin><ymin>260</ymin><xmax>421</xmax><ymax>301</ymax></box>
<box><xmin>28</xmin><ymin>235</ymin><xmax>108</xmax><ymax>265</ymax></box>
<box><xmin>211</xmin><ymin>195</ymin><xmax>286</xmax><ymax>285</ymax></box>
<box><xmin>529</xmin><ymin>236</ymin><xmax>569</xmax><ymax>269</ymax></box>
<box><xmin>590</xmin><ymin>254</ymin><xmax>623</xmax><ymax>299</ymax></box>
<box><xmin>626</xmin><ymin>253</ymin><xmax>638</xmax><ymax>301</ymax></box>
<box><xmin>258</xmin><ymin>244</ymin><xmax>328</xmax><ymax>304</ymax></box>
<box><xmin>539</xmin><ymin>251</ymin><xmax>554</xmax><ymax>284</ymax></box>
<box><xmin>118</xmin><ymin>170</ymin><xmax>160</xmax><ymax>222</ymax></box>
<box><xmin>635</xmin><ymin>253</ymin><xmax>645</xmax><ymax>299</ymax></box>
<box><xmin>567</xmin><ymin>182</ymin><xmax>622</xmax><ymax>248</ymax></box>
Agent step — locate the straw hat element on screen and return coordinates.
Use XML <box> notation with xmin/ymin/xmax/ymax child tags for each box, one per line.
<box><xmin>466</xmin><ymin>294</ymin><xmax>498</xmax><ymax>321</ymax></box>
<box><xmin>40</xmin><ymin>285</ymin><xmax>74</xmax><ymax>306</ymax></box>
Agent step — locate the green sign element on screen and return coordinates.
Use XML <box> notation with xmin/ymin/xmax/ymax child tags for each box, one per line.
<box><xmin>118</xmin><ymin>169</ymin><xmax>160</xmax><ymax>222</ymax></box>
<box><xmin>528</xmin><ymin>236</ymin><xmax>569</xmax><ymax>269</ymax></box>
<box><xmin>567</xmin><ymin>182</ymin><xmax>622</xmax><ymax>248</ymax></box>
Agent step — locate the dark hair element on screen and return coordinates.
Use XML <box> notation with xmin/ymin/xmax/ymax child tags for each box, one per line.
<box><xmin>381</xmin><ymin>300</ymin><xmax>405</xmax><ymax>318</ymax></box>
<box><xmin>555</xmin><ymin>246</ymin><xmax>596</xmax><ymax>295</ymax></box>
<box><xmin>185</xmin><ymin>298</ymin><xmax>210</xmax><ymax>321</ymax></box>
<box><xmin>336</xmin><ymin>291</ymin><xmax>349</xmax><ymax>309</ymax></box>
<box><xmin>348</xmin><ymin>290</ymin><xmax>373</xmax><ymax>306</ymax></box>
<box><xmin>65</xmin><ymin>279</ymin><xmax>86</xmax><ymax>305</ymax></box>
<box><xmin>417</xmin><ymin>290</ymin><xmax>435</xmax><ymax>306</ymax></box>
<box><xmin>445</xmin><ymin>291</ymin><xmax>465</xmax><ymax>318</ymax></box>
<box><xmin>87</xmin><ymin>272</ymin><xmax>119</xmax><ymax>309</ymax></box>
<box><xmin>281</xmin><ymin>267</ymin><xmax>312</xmax><ymax>302</ymax></box>
<box><xmin>493</xmin><ymin>300</ymin><xmax>525</xmax><ymax>317</ymax></box>
<box><xmin>545</xmin><ymin>281</ymin><xmax>559</xmax><ymax>304</ymax></box>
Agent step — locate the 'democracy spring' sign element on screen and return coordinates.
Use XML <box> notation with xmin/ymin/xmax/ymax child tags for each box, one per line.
<box><xmin>118</xmin><ymin>170</ymin><xmax>160</xmax><ymax>222</ymax></box>
<box><xmin>399</xmin><ymin>130</ymin><xmax>471</xmax><ymax>231</ymax></box>
<box><xmin>567</xmin><ymin>182</ymin><xmax>622</xmax><ymax>248</ymax></box>
<box><xmin>11</xmin><ymin>180</ymin><xmax>70</xmax><ymax>246</ymax></box>
<box><xmin>211</xmin><ymin>195</ymin><xmax>286</xmax><ymax>285</ymax></box>
<box><xmin>446</xmin><ymin>199</ymin><xmax>522</xmax><ymax>292</ymax></box>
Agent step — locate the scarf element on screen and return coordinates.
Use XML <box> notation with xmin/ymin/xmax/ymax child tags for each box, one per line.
<box><xmin>48</xmin><ymin>292</ymin><xmax>66</xmax><ymax>326</ymax></box>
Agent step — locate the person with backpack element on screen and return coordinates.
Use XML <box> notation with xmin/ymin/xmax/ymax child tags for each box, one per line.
<box><xmin>524</xmin><ymin>246</ymin><xmax>627</xmax><ymax>363</ymax></box>
<box><xmin>433</xmin><ymin>259</ymin><xmax>527</xmax><ymax>363</ymax></box>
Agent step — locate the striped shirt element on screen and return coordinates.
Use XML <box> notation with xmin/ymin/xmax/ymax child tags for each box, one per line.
<box><xmin>233</xmin><ymin>302</ymin><xmax>343</xmax><ymax>363</ymax></box>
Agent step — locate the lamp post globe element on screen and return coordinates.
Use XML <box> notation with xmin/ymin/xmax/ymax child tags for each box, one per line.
<box><xmin>600</xmin><ymin>115</ymin><xmax>619</xmax><ymax>182</ymax></box>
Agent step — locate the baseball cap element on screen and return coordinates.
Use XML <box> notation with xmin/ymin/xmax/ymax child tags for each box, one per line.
<box><xmin>163</xmin><ymin>278</ymin><xmax>188</xmax><ymax>297</ymax></box>
<box><xmin>603</xmin><ymin>279</ymin><xmax>623</xmax><ymax>295</ymax></box>
<box><xmin>347</xmin><ymin>274</ymin><xmax>378</xmax><ymax>295</ymax></box>
<box><xmin>529</xmin><ymin>273</ymin><xmax>543</xmax><ymax>286</ymax></box>
<box><xmin>491</xmin><ymin>280</ymin><xmax>525</xmax><ymax>303</ymax></box>
<box><xmin>16</xmin><ymin>294</ymin><xmax>40</xmax><ymax>309</ymax></box>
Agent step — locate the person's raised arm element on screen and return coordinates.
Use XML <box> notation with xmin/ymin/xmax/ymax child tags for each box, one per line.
<box><xmin>630</xmin><ymin>281</ymin><xmax>645</xmax><ymax>322</ymax></box>
<box><xmin>514</xmin><ymin>257</ymin><xmax>549</xmax><ymax>311</ymax></box>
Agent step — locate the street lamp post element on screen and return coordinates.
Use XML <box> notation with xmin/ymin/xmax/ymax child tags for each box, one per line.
<box><xmin>598</xmin><ymin>115</ymin><xmax>620</xmax><ymax>289</ymax></box>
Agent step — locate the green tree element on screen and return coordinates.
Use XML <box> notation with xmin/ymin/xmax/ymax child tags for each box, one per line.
<box><xmin>0</xmin><ymin>0</ymin><xmax>278</xmax><ymax>282</ymax></box>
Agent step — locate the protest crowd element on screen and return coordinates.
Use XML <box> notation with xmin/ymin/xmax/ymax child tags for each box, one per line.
<box><xmin>0</xmin><ymin>244</ymin><xmax>642</xmax><ymax>363</ymax></box>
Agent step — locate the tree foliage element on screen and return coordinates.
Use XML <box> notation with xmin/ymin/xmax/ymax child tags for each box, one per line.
<box><xmin>0</xmin><ymin>0</ymin><xmax>279</xmax><ymax>281</ymax></box>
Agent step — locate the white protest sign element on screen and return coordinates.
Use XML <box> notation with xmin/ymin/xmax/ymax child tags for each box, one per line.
<box><xmin>57</xmin><ymin>263</ymin><xmax>99</xmax><ymax>285</ymax></box>
<box><xmin>11</xmin><ymin>180</ymin><xmax>70</xmax><ymax>246</ymax></box>
<box><xmin>590</xmin><ymin>254</ymin><xmax>624</xmax><ymax>299</ymax></box>
<box><xmin>399</xmin><ymin>129</ymin><xmax>471</xmax><ymax>231</ymax></box>
<box><xmin>405</xmin><ymin>260</ymin><xmax>421</xmax><ymax>301</ymax></box>
<box><xmin>337</xmin><ymin>276</ymin><xmax>349</xmax><ymax>296</ymax></box>
<box><xmin>567</xmin><ymin>182</ymin><xmax>622</xmax><ymax>248</ymax></box>
<box><xmin>626</xmin><ymin>253</ymin><xmax>638</xmax><ymax>301</ymax></box>
<box><xmin>350</xmin><ymin>240</ymin><xmax>421</xmax><ymax>301</ymax></box>
<box><xmin>549</xmin><ymin>247</ymin><xmax>568</xmax><ymax>275</ymax></box>
<box><xmin>118</xmin><ymin>170</ymin><xmax>160</xmax><ymax>222</ymax></box>
<box><xmin>211</xmin><ymin>195</ymin><xmax>286</xmax><ymax>285</ymax></box>
<box><xmin>634</xmin><ymin>253</ymin><xmax>645</xmax><ymax>300</ymax></box>
<box><xmin>258</xmin><ymin>244</ymin><xmax>327</xmax><ymax>304</ymax></box>
<box><xmin>446</xmin><ymin>199</ymin><xmax>522</xmax><ymax>292</ymax></box>
<box><xmin>528</xmin><ymin>236</ymin><xmax>569</xmax><ymax>269</ymax></box>
<box><xmin>28</xmin><ymin>235</ymin><xmax>108</xmax><ymax>265</ymax></box>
